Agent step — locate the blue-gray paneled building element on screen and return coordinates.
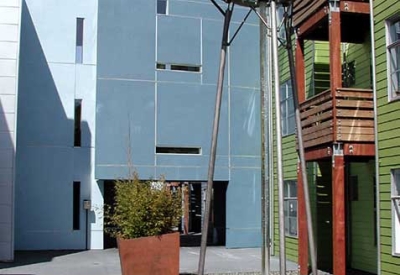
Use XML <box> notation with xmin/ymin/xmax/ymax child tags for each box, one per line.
<box><xmin>2</xmin><ymin>0</ymin><xmax>262</xmax><ymax>259</ymax></box>
<box><xmin>96</xmin><ymin>0</ymin><xmax>261</xmax><ymax>248</ymax></box>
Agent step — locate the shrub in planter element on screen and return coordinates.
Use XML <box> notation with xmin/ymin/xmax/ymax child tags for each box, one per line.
<box><xmin>105</xmin><ymin>173</ymin><xmax>182</xmax><ymax>275</ymax></box>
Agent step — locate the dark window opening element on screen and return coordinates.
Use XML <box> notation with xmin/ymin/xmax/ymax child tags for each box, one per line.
<box><xmin>156</xmin><ymin>63</ymin><xmax>166</xmax><ymax>70</ymax></box>
<box><xmin>170</xmin><ymin>64</ymin><xmax>201</xmax><ymax>72</ymax></box>
<box><xmin>156</xmin><ymin>147</ymin><xmax>201</xmax><ymax>155</ymax></box>
<box><xmin>157</xmin><ymin>0</ymin><xmax>167</xmax><ymax>14</ymax></box>
<box><xmin>74</xmin><ymin>99</ymin><xmax>82</xmax><ymax>147</ymax></box>
<box><xmin>75</xmin><ymin>18</ymin><xmax>84</xmax><ymax>63</ymax></box>
<box><xmin>73</xmin><ymin>181</ymin><xmax>81</xmax><ymax>230</ymax></box>
<box><xmin>342</xmin><ymin>60</ymin><xmax>356</xmax><ymax>88</ymax></box>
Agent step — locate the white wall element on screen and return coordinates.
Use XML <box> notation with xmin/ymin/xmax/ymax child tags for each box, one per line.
<box><xmin>0</xmin><ymin>0</ymin><xmax>20</xmax><ymax>261</ymax></box>
<box><xmin>14</xmin><ymin>0</ymin><xmax>101</xmax><ymax>250</ymax></box>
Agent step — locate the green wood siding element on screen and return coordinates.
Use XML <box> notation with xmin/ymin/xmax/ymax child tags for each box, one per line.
<box><xmin>349</xmin><ymin>161</ymin><xmax>377</xmax><ymax>273</ymax></box>
<box><xmin>374</xmin><ymin>0</ymin><xmax>400</xmax><ymax>274</ymax></box>
<box><xmin>345</xmin><ymin>40</ymin><xmax>372</xmax><ymax>89</ymax></box>
<box><xmin>272</xmin><ymin>40</ymin><xmax>324</xmax><ymax>262</ymax></box>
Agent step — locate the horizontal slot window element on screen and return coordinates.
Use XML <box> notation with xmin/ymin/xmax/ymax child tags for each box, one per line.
<box><xmin>156</xmin><ymin>63</ymin><xmax>201</xmax><ymax>73</ymax></box>
<box><xmin>156</xmin><ymin>146</ymin><xmax>201</xmax><ymax>155</ymax></box>
<box><xmin>171</xmin><ymin>64</ymin><xmax>201</xmax><ymax>72</ymax></box>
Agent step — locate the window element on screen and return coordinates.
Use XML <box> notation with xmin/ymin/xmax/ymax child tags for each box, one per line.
<box><xmin>74</xmin><ymin>99</ymin><xmax>82</xmax><ymax>147</ymax></box>
<box><xmin>276</xmin><ymin>6</ymin><xmax>286</xmax><ymax>42</ymax></box>
<box><xmin>156</xmin><ymin>146</ymin><xmax>201</xmax><ymax>155</ymax></box>
<box><xmin>75</xmin><ymin>18</ymin><xmax>84</xmax><ymax>64</ymax></box>
<box><xmin>387</xmin><ymin>17</ymin><xmax>400</xmax><ymax>100</ymax></box>
<box><xmin>156</xmin><ymin>62</ymin><xmax>201</xmax><ymax>73</ymax></box>
<box><xmin>73</xmin><ymin>181</ymin><xmax>81</xmax><ymax>230</ymax></box>
<box><xmin>157</xmin><ymin>0</ymin><xmax>167</xmax><ymax>14</ymax></box>
<box><xmin>284</xmin><ymin>180</ymin><xmax>298</xmax><ymax>237</ymax></box>
<box><xmin>280</xmin><ymin>80</ymin><xmax>295</xmax><ymax>136</ymax></box>
<box><xmin>391</xmin><ymin>169</ymin><xmax>400</xmax><ymax>255</ymax></box>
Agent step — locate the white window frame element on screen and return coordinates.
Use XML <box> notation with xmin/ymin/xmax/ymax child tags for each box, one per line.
<box><xmin>284</xmin><ymin>180</ymin><xmax>298</xmax><ymax>238</ymax></box>
<box><xmin>386</xmin><ymin>16</ymin><xmax>400</xmax><ymax>101</ymax></box>
<box><xmin>391</xmin><ymin>169</ymin><xmax>400</xmax><ymax>256</ymax></box>
<box><xmin>280</xmin><ymin>80</ymin><xmax>295</xmax><ymax>136</ymax></box>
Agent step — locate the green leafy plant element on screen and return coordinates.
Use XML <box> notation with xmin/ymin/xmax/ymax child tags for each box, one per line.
<box><xmin>105</xmin><ymin>173</ymin><xmax>182</xmax><ymax>239</ymax></box>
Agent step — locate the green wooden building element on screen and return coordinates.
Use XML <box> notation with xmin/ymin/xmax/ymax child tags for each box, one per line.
<box><xmin>270</xmin><ymin>0</ymin><xmax>400</xmax><ymax>274</ymax></box>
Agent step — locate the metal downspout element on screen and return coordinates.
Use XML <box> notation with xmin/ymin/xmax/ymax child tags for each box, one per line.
<box><xmin>369</xmin><ymin>1</ymin><xmax>381</xmax><ymax>274</ymax></box>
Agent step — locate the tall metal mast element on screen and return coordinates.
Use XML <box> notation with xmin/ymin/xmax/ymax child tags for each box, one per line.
<box><xmin>259</xmin><ymin>1</ymin><xmax>271</xmax><ymax>274</ymax></box>
<box><xmin>270</xmin><ymin>1</ymin><xmax>286</xmax><ymax>274</ymax></box>
<box><xmin>198</xmin><ymin>3</ymin><xmax>233</xmax><ymax>275</ymax></box>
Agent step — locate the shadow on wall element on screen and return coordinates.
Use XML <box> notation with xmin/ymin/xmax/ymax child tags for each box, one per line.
<box><xmin>14</xmin><ymin>0</ymin><xmax>93</xmax><ymax>251</ymax></box>
<box><xmin>0</xmin><ymin>100</ymin><xmax>16</xmax><ymax>261</ymax></box>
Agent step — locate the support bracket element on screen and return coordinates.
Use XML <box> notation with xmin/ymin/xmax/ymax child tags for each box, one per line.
<box><xmin>329</xmin><ymin>0</ymin><xmax>340</xmax><ymax>24</ymax></box>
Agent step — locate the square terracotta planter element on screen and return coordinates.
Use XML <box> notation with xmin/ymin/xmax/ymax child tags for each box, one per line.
<box><xmin>117</xmin><ymin>232</ymin><xmax>180</xmax><ymax>275</ymax></box>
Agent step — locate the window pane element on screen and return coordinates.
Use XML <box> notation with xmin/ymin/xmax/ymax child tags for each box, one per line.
<box><xmin>157</xmin><ymin>0</ymin><xmax>167</xmax><ymax>14</ymax></box>
<box><xmin>288</xmin><ymin>114</ymin><xmax>296</xmax><ymax>135</ymax></box>
<box><xmin>289</xmin><ymin>181</ymin><xmax>297</xmax><ymax>197</ymax></box>
<box><xmin>76</xmin><ymin>18</ymin><xmax>84</xmax><ymax>63</ymax></box>
<box><xmin>391</xmin><ymin>20</ymin><xmax>400</xmax><ymax>43</ymax></box>
<box><xmin>395</xmin><ymin>170</ymin><xmax>400</xmax><ymax>196</ymax></box>
<box><xmin>289</xmin><ymin>200</ymin><xmax>298</xmax><ymax>218</ymax></box>
<box><xmin>280</xmin><ymin>84</ymin><xmax>287</xmax><ymax>100</ymax></box>
<box><xmin>289</xmin><ymin>217</ymin><xmax>298</xmax><ymax>236</ymax></box>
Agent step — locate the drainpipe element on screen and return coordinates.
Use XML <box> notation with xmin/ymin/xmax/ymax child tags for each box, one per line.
<box><xmin>369</xmin><ymin>1</ymin><xmax>381</xmax><ymax>274</ymax></box>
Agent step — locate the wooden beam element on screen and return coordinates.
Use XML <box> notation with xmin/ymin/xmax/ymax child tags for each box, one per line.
<box><xmin>344</xmin><ymin>143</ymin><xmax>375</xmax><ymax>156</ymax></box>
<box><xmin>332</xmin><ymin>152</ymin><xmax>346</xmax><ymax>275</ymax></box>
<box><xmin>304</xmin><ymin>147</ymin><xmax>332</xmax><ymax>161</ymax></box>
<box><xmin>297</xmin><ymin>163</ymin><xmax>309</xmax><ymax>275</ymax></box>
<box><xmin>297</xmin><ymin>7</ymin><xmax>328</xmax><ymax>38</ymax></box>
<box><xmin>340</xmin><ymin>1</ymin><xmax>370</xmax><ymax>14</ymax></box>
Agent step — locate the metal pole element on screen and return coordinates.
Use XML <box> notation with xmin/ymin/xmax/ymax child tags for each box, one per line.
<box><xmin>198</xmin><ymin>5</ymin><xmax>233</xmax><ymax>275</ymax></box>
<box><xmin>271</xmin><ymin>1</ymin><xmax>286</xmax><ymax>274</ymax></box>
<box><xmin>284</xmin><ymin>4</ymin><xmax>317</xmax><ymax>274</ymax></box>
<box><xmin>267</xmin><ymin>5</ymin><xmax>275</xmax><ymax>256</ymax></box>
<box><xmin>259</xmin><ymin>1</ymin><xmax>270</xmax><ymax>274</ymax></box>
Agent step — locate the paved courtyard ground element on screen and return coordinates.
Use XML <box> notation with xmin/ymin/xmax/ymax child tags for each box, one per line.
<box><xmin>0</xmin><ymin>247</ymin><xmax>299</xmax><ymax>275</ymax></box>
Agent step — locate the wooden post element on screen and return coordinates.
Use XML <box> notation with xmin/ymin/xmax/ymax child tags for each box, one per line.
<box><xmin>295</xmin><ymin>37</ymin><xmax>308</xmax><ymax>275</ymax></box>
<box><xmin>329</xmin><ymin>2</ymin><xmax>345</xmax><ymax>274</ymax></box>
<box><xmin>297</xmin><ymin>162</ymin><xmax>309</xmax><ymax>275</ymax></box>
<box><xmin>183</xmin><ymin>183</ymin><xmax>189</xmax><ymax>235</ymax></box>
<box><xmin>329</xmin><ymin>1</ymin><xmax>342</xmax><ymax>143</ymax></box>
<box><xmin>332</xmin><ymin>144</ymin><xmax>346</xmax><ymax>275</ymax></box>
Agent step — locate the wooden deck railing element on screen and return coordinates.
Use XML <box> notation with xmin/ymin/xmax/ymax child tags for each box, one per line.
<box><xmin>299</xmin><ymin>88</ymin><xmax>374</xmax><ymax>149</ymax></box>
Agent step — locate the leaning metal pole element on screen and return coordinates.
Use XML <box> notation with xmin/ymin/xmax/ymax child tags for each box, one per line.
<box><xmin>284</xmin><ymin>5</ymin><xmax>317</xmax><ymax>275</ymax></box>
<box><xmin>259</xmin><ymin>1</ymin><xmax>270</xmax><ymax>275</ymax></box>
<box><xmin>198</xmin><ymin>4</ymin><xmax>233</xmax><ymax>275</ymax></box>
<box><xmin>271</xmin><ymin>1</ymin><xmax>286</xmax><ymax>274</ymax></box>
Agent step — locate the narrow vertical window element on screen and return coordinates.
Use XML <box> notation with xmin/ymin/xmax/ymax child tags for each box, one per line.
<box><xmin>76</xmin><ymin>18</ymin><xmax>84</xmax><ymax>64</ymax></box>
<box><xmin>284</xmin><ymin>180</ymin><xmax>298</xmax><ymax>237</ymax></box>
<box><xmin>387</xmin><ymin>18</ymin><xmax>400</xmax><ymax>100</ymax></box>
<box><xmin>74</xmin><ymin>99</ymin><xmax>82</xmax><ymax>147</ymax></box>
<box><xmin>157</xmin><ymin>0</ymin><xmax>167</xmax><ymax>14</ymax></box>
<box><xmin>73</xmin><ymin>181</ymin><xmax>81</xmax><ymax>230</ymax></box>
<box><xmin>391</xmin><ymin>169</ymin><xmax>400</xmax><ymax>255</ymax></box>
<box><xmin>280</xmin><ymin>80</ymin><xmax>295</xmax><ymax>136</ymax></box>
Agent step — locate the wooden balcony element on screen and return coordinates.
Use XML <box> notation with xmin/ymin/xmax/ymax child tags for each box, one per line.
<box><xmin>300</xmin><ymin>88</ymin><xmax>374</xmax><ymax>150</ymax></box>
<box><xmin>293</xmin><ymin>0</ymin><xmax>370</xmax><ymax>43</ymax></box>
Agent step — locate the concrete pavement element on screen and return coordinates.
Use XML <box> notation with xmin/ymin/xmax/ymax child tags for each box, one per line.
<box><xmin>0</xmin><ymin>247</ymin><xmax>299</xmax><ymax>275</ymax></box>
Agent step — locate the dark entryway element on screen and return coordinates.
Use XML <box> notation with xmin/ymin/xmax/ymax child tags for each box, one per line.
<box><xmin>180</xmin><ymin>181</ymin><xmax>228</xmax><ymax>247</ymax></box>
<box><xmin>102</xmin><ymin>180</ymin><xmax>228</xmax><ymax>248</ymax></box>
<box><xmin>316</xmin><ymin>161</ymin><xmax>333</xmax><ymax>273</ymax></box>
<box><xmin>103</xmin><ymin>180</ymin><xmax>117</xmax><ymax>249</ymax></box>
